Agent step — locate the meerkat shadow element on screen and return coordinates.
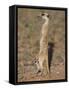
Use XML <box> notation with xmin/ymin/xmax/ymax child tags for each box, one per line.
<box><xmin>48</xmin><ymin>42</ymin><xmax>54</xmax><ymax>71</ymax></box>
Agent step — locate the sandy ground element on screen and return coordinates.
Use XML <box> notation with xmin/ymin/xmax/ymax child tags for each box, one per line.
<box><xmin>17</xmin><ymin>8</ymin><xmax>65</xmax><ymax>82</ymax></box>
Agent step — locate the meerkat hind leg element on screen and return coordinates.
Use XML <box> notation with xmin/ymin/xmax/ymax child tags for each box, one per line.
<box><xmin>43</xmin><ymin>58</ymin><xmax>49</xmax><ymax>76</ymax></box>
<box><xmin>45</xmin><ymin>57</ymin><xmax>49</xmax><ymax>74</ymax></box>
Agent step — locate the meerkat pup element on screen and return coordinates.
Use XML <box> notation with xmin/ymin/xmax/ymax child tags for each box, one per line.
<box><xmin>35</xmin><ymin>13</ymin><xmax>49</xmax><ymax>75</ymax></box>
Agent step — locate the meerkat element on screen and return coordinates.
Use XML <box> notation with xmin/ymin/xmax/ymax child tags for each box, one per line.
<box><xmin>34</xmin><ymin>13</ymin><xmax>49</xmax><ymax>75</ymax></box>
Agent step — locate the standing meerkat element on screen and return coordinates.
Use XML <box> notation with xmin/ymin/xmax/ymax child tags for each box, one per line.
<box><xmin>34</xmin><ymin>13</ymin><xmax>49</xmax><ymax>75</ymax></box>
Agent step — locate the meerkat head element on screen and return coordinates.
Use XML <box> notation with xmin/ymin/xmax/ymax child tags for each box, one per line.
<box><xmin>41</xmin><ymin>13</ymin><xmax>49</xmax><ymax>20</ymax></box>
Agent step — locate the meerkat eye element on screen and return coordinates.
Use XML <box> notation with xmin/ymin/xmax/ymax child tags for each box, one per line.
<box><xmin>41</xmin><ymin>13</ymin><xmax>45</xmax><ymax>16</ymax></box>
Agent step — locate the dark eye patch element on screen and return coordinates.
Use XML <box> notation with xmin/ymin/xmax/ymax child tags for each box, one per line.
<box><xmin>41</xmin><ymin>13</ymin><xmax>45</xmax><ymax>16</ymax></box>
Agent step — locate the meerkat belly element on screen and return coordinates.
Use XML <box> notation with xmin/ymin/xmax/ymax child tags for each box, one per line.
<box><xmin>40</xmin><ymin>36</ymin><xmax>48</xmax><ymax>50</ymax></box>
<box><xmin>39</xmin><ymin>35</ymin><xmax>48</xmax><ymax>62</ymax></box>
